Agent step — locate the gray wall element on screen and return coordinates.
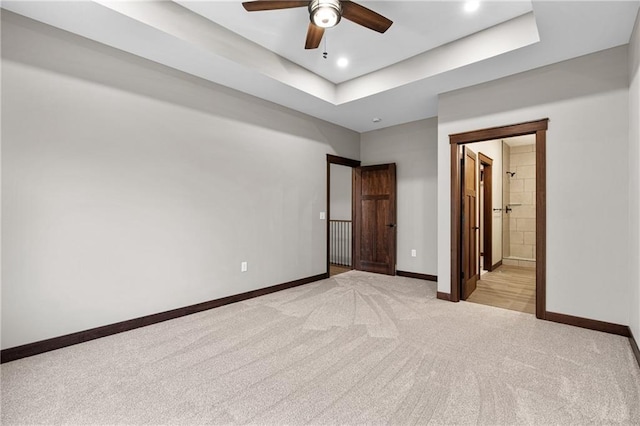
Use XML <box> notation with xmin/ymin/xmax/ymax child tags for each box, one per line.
<box><xmin>629</xmin><ymin>10</ymin><xmax>640</xmax><ymax>340</ymax></box>
<box><xmin>1</xmin><ymin>12</ymin><xmax>360</xmax><ymax>349</ymax></box>
<box><xmin>3</xmin><ymin>9</ymin><xmax>638</xmax><ymax>350</ymax></box>
<box><xmin>438</xmin><ymin>46</ymin><xmax>630</xmax><ymax>325</ymax></box>
<box><xmin>329</xmin><ymin>164</ymin><xmax>352</xmax><ymax>221</ymax></box>
<box><xmin>360</xmin><ymin>118</ymin><xmax>438</xmax><ymax>276</ymax></box>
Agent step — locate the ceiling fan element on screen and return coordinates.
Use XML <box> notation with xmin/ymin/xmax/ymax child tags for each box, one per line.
<box><xmin>241</xmin><ymin>0</ymin><xmax>393</xmax><ymax>49</ymax></box>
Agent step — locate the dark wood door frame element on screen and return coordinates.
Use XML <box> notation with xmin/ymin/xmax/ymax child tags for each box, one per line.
<box><xmin>326</xmin><ymin>154</ymin><xmax>361</xmax><ymax>276</ymax></box>
<box><xmin>478</xmin><ymin>152</ymin><xmax>493</xmax><ymax>272</ymax></box>
<box><xmin>449</xmin><ymin>119</ymin><xmax>548</xmax><ymax>319</ymax></box>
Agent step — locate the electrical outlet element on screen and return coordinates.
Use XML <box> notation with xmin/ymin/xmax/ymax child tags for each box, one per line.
<box><xmin>241</xmin><ymin>261</ymin><xmax>248</xmax><ymax>272</ymax></box>
<box><xmin>411</xmin><ymin>249</ymin><xmax>417</xmax><ymax>257</ymax></box>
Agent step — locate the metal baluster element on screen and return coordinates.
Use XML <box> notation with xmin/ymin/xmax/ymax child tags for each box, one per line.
<box><xmin>332</xmin><ymin>221</ymin><xmax>335</xmax><ymax>264</ymax></box>
<box><xmin>340</xmin><ymin>222</ymin><xmax>345</xmax><ymax>265</ymax></box>
<box><xmin>339</xmin><ymin>221</ymin><xmax>341</xmax><ymax>265</ymax></box>
<box><xmin>347</xmin><ymin>221</ymin><xmax>351</xmax><ymax>267</ymax></box>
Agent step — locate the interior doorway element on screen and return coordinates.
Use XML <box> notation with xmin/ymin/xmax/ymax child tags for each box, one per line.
<box><xmin>327</xmin><ymin>155</ymin><xmax>360</xmax><ymax>277</ymax></box>
<box><xmin>449</xmin><ymin>119</ymin><xmax>548</xmax><ymax>319</ymax></box>
<box><xmin>326</xmin><ymin>155</ymin><xmax>398</xmax><ymax>278</ymax></box>
<box><xmin>461</xmin><ymin>137</ymin><xmax>536</xmax><ymax>314</ymax></box>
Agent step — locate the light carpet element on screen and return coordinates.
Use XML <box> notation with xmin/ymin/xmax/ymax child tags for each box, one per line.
<box><xmin>2</xmin><ymin>271</ymin><xmax>639</xmax><ymax>425</ymax></box>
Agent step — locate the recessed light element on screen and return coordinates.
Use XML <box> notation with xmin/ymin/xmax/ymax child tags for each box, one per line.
<box><xmin>337</xmin><ymin>57</ymin><xmax>349</xmax><ymax>68</ymax></box>
<box><xmin>464</xmin><ymin>0</ymin><xmax>480</xmax><ymax>13</ymax></box>
<box><xmin>372</xmin><ymin>118</ymin><xmax>382</xmax><ymax>123</ymax></box>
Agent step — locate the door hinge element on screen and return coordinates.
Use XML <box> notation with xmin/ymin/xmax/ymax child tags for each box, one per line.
<box><xmin>461</xmin><ymin>271</ymin><xmax>465</xmax><ymax>279</ymax></box>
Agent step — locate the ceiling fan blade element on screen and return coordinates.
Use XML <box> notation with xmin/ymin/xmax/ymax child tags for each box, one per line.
<box><xmin>305</xmin><ymin>23</ymin><xmax>324</xmax><ymax>49</ymax></box>
<box><xmin>341</xmin><ymin>1</ymin><xmax>393</xmax><ymax>33</ymax></box>
<box><xmin>242</xmin><ymin>1</ymin><xmax>310</xmax><ymax>12</ymax></box>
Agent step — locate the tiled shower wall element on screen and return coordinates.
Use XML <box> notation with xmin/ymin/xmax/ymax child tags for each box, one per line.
<box><xmin>504</xmin><ymin>143</ymin><xmax>536</xmax><ymax>267</ymax></box>
<box><xmin>502</xmin><ymin>143</ymin><xmax>511</xmax><ymax>258</ymax></box>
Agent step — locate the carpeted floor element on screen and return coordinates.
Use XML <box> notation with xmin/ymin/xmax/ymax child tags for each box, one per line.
<box><xmin>2</xmin><ymin>271</ymin><xmax>639</xmax><ymax>425</ymax></box>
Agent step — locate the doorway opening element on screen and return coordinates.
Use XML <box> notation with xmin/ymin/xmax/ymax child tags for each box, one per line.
<box><xmin>449</xmin><ymin>119</ymin><xmax>548</xmax><ymax>319</ymax></box>
<box><xmin>326</xmin><ymin>155</ymin><xmax>398</xmax><ymax>278</ymax></box>
<box><xmin>462</xmin><ymin>137</ymin><xmax>536</xmax><ymax>314</ymax></box>
<box><xmin>327</xmin><ymin>155</ymin><xmax>360</xmax><ymax>277</ymax></box>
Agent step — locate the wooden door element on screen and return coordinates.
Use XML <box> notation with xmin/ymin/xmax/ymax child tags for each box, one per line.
<box><xmin>462</xmin><ymin>147</ymin><xmax>478</xmax><ymax>299</ymax></box>
<box><xmin>354</xmin><ymin>164</ymin><xmax>397</xmax><ymax>275</ymax></box>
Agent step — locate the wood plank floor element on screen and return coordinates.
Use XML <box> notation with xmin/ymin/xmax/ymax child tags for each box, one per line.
<box><xmin>330</xmin><ymin>264</ymin><xmax>352</xmax><ymax>277</ymax></box>
<box><xmin>466</xmin><ymin>265</ymin><xmax>536</xmax><ymax>314</ymax></box>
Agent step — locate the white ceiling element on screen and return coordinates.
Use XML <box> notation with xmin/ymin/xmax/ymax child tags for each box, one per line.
<box><xmin>2</xmin><ymin>1</ymin><xmax>639</xmax><ymax>132</ymax></box>
<box><xmin>180</xmin><ymin>1</ymin><xmax>535</xmax><ymax>83</ymax></box>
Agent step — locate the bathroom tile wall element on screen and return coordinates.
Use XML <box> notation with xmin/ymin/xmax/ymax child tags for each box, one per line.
<box><xmin>502</xmin><ymin>143</ymin><xmax>511</xmax><ymax>259</ymax></box>
<box><xmin>507</xmin><ymin>143</ymin><xmax>536</xmax><ymax>265</ymax></box>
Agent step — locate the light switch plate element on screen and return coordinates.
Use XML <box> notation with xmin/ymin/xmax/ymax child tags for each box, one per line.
<box><xmin>411</xmin><ymin>249</ymin><xmax>417</xmax><ymax>257</ymax></box>
<box><xmin>241</xmin><ymin>261</ymin><xmax>248</xmax><ymax>272</ymax></box>
<box><xmin>319</xmin><ymin>212</ymin><xmax>326</xmax><ymax>220</ymax></box>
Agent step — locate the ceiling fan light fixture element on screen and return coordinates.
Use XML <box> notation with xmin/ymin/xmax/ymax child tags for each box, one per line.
<box><xmin>309</xmin><ymin>0</ymin><xmax>342</xmax><ymax>28</ymax></box>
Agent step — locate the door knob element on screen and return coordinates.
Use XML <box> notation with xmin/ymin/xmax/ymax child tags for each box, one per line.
<box><xmin>473</xmin><ymin>226</ymin><xmax>479</xmax><ymax>230</ymax></box>
<box><xmin>387</xmin><ymin>224</ymin><xmax>396</xmax><ymax>228</ymax></box>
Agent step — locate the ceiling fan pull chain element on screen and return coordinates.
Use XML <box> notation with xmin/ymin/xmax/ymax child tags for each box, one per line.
<box><xmin>323</xmin><ymin>36</ymin><xmax>328</xmax><ymax>59</ymax></box>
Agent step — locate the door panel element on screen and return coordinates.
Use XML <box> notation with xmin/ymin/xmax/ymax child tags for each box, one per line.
<box><xmin>375</xmin><ymin>200</ymin><xmax>390</xmax><ymax>264</ymax></box>
<box><xmin>354</xmin><ymin>164</ymin><xmax>396</xmax><ymax>275</ymax></box>
<box><xmin>361</xmin><ymin>199</ymin><xmax>376</xmax><ymax>262</ymax></box>
<box><xmin>462</xmin><ymin>147</ymin><xmax>478</xmax><ymax>299</ymax></box>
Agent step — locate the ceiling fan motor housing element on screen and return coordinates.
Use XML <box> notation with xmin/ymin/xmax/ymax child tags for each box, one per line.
<box><xmin>309</xmin><ymin>0</ymin><xmax>342</xmax><ymax>28</ymax></box>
